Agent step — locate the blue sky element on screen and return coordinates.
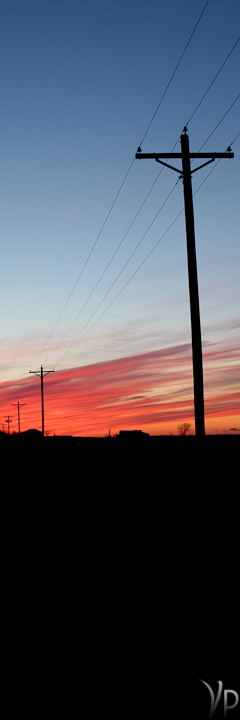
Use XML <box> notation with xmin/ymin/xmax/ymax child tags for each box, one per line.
<box><xmin>0</xmin><ymin>0</ymin><xmax>239</xmax><ymax>434</ymax></box>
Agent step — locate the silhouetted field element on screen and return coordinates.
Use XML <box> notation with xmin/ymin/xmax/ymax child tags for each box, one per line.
<box><xmin>2</xmin><ymin>430</ymin><xmax>239</xmax><ymax>476</ymax></box>
<box><xmin>2</xmin><ymin>429</ymin><xmax>238</xmax><ymax>710</ymax></box>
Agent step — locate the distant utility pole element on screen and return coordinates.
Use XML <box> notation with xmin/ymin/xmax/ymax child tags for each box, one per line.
<box><xmin>4</xmin><ymin>415</ymin><xmax>14</xmax><ymax>434</ymax></box>
<box><xmin>29</xmin><ymin>365</ymin><xmax>55</xmax><ymax>436</ymax></box>
<box><xmin>136</xmin><ymin>128</ymin><xmax>234</xmax><ymax>437</ymax></box>
<box><xmin>11</xmin><ymin>402</ymin><xmax>26</xmax><ymax>434</ymax></box>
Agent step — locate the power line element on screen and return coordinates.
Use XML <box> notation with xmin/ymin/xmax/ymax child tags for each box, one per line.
<box><xmin>194</xmin><ymin>132</ymin><xmax>240</xmax><ymax>193</ymax></box>
<box><xmin>52</xmin><ymin>180</ymin><xmax>180</xmax><ymax>367</ymax></box>
<box><xmin>10</xmin><ymin>122</ymin><xmax>238</xmax><ymax>391</ymax></box>
<box><xmin>21</xmin><ymin>3</ymin><xmax>236</xmax><ymax>387</ymax></box>
<box><xmin>54</xmin><ymin>207</ymin><xmax>184</xmax><ymax>368</ymax></box>
<box><xmin>42</xmin><ymin>36</ymin><xmax>239</xmax><ymax>367</ymax></box>
<box><xmin>54</xmin><ymin>133</ymin><xmax>238</xmax><ymax>369</ymax></box>
<box><xmin>139</xmin><ymin>0</ymin><xmax>211</xmax><ymax>145</ymax></box>
<box><xmin>49</xmin><ymin>100</ymin><xmax>239</xmax><ymax>369</ymax></box>
<box><xmin>186</xmin><ymin>36</ymin><xmax>240</xmax><ymax>126</ymax></box>
<box><xmin>198</xmin><ymin>93</ymin><xmax>240</xmax><ymax>150</ymax></box>
<box><xmin>162</xmin><ymin>39</ymin><xmax>240</xmax><ymax>153</ymax></box>
<box><xmin>33</xmin><ymin>0</ymin><xmax>211</xmax><ymax>368</ymax></box>
<box><xmin>230</xmin><ymin>132</ymin><xmax>240</xmax><ymax>145</ymax></box>
<box><xmin>33</xmin><ymin>157</ymin><xmax>135</xmax><ymax>367</ymax></box>
<box><xmin>43</xmin><ymin>166</ymin><xmax>172</xmax><ymax>364</ymax></box>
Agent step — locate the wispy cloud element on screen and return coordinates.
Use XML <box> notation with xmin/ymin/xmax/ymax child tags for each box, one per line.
<box><xmin>1</xmin><ymin>337</ymin><xmax>239</xmax><ymax>435</ymax></box>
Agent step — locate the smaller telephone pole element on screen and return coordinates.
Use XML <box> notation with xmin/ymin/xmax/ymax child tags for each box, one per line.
<box><xmin>11</xmin><ymin>402</ymin><xmax>26</xmax><ymax>434</ymax></box>
<box><xmin>29</xmin><ymin>365</ymin><xmax>55</xmax><ymax>436</ymax></box>
<box><xmin>4</xmin><ymin>415</ymin><xmax>14</xmax><ymax>434</ymax></box>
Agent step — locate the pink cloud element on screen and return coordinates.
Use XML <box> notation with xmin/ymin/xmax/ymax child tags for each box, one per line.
<box><xmin>0</xmin><ymin>340</ymin><xmax>239</xmax><ymax>435</ymax></box>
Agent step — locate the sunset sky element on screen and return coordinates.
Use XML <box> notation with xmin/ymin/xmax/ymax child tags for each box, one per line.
<box><xmin>0</xmin><ymin>0</ymin><xmax>239</xmax><ymax>436</ymax></box>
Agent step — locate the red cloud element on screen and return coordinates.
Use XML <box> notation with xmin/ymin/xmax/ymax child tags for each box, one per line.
<box><xmin>0</xmin><ymin>340</ymin><xmax>239</xmax><ymax>435</ymax></box>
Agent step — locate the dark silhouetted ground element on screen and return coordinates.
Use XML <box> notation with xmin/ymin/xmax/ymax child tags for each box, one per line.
<box><xmin>2</xmin><ymin>429</ymin><xmax>238</xmax><ymax>715</ymax></box>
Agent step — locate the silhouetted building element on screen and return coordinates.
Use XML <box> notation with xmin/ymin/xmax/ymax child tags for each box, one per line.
<box><xmin>118</xmin><ymin>430</ymin><xmax>149</xmax><ymax>440</ymax></box>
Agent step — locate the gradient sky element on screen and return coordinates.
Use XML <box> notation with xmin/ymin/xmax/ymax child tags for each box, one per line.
<box><xmin>0</xmin><ymin>0</ymin><xmax>239</xmax><ymax>436</ymax></box>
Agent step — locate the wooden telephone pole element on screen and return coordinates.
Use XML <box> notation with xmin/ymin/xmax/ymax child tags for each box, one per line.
<box><xmin>11</xmin><ymin>401</ymin><xmax>26</xmax><ymax>434</ymax></box>
<box><xmin>136</xmin><ymin>128</ymin><xmax>234</xmax><ymax>436</ymax></box>
<box><xmin>4</xmin><ymin>415</ymin><xmax>14</xmax><ymax>433</ymax></box>
<box><xmin>29</xmin><ymin>365</ymin><xmax>55</xmax><ymax>436</ymax></box>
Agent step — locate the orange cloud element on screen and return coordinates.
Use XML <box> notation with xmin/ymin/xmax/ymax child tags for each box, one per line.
<box><xmin>1</xmin><ymin>339</ymin><xmax>239</xmax><ymax>436</ymax></box>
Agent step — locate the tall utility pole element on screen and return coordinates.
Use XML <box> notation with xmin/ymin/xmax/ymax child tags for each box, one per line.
<box><xmin>11</xmin><ymin>402</ymin><xmax>26</xmax><ymax>434</ymax></box>
<box><xmin>29</xmin><ymin>365</ymin><xmax>55</xmax><ymax>436</ymax></box>
<box><xmin>136</xmin><ymin>128</ymin><xmax>234</xmax><ymax>437</ymax></box>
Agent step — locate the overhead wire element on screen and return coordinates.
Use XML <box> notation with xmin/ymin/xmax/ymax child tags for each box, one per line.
<box><xmin>185</xmin><ymin>36</ymin><xmax>239</xmax><ymax>126</ymax></box>
<box><xmin>139</xmin><ymin>0</ymin><xmax>211</xmax><ymax>145</ymax></box>
<box><xmin>22</xmin><ymin>98</ymin><xmax>240</xmax><ymax>404</ymax></box>
<box><xmin>54</xmin><ymin>131</ymin><xmax>239</xmax><ymax>369</ymax></box>
<box><xmin>11</xmin><ymin>119</ymin><xmax>239</xmax><ymax>407</ymax></box>
<box><xmin>33</xmin><ymin>0</ymin><xmax>212</xmax><ymax>367</ymax></box>
<box><xmin>198</xmin><ymin>93</ymin><xmax>240</xmax><ymax>150</ymax></box>
<box><xmin>53</xmin><ymin>112</ymin><xmax>239</xmax><ymax>370</ymax></box>
<box><xmin>11</xmin><ymin>125</ymin><xmax>239</xmax><ymax>427</ymax></box>
<box><xmin>41</xmin><ymin>31</ymin><xmax>239</xmax><ymax>366</ymax></box>
<box><xmin>48</xmin><ymin>179</ymin><xmax>180</xmax><ymax>367</ymax></box>
<box><xmin>14</xmin><ymin>119</ymin><xmax>239</xmax><ymax>426</ymax></box>
<box><xmin>55</xmin><ymin>206</ymin><xmax>184</xmax><ymax>369</ymax></box>
<box><xmin>229</xmin><ymin>131</ymin><xmax>240</xmax><ymax>145</ymax></box>
<box><xmin>43</xmin><ymin>167</ymin><xmax>167</xmax><ymax>363</ymax></box>
<box><xmin>195</xmin><ymin>132</ymin><xmax>240</xmax><ymax>191</ymax></box>
<box><xmin>44</xmin><ymin>44</ymin><xmax>240</xmax><ymax>367</ymax></box>
<box><xmin>6</xmin><ymin>1</ymin><xmax>239</xmax><ymax>429</ymax></box>
<box><xmin>32</xmin><ymin>157</ymin><xmax>135</xmax><ymax>367</ymax></box>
